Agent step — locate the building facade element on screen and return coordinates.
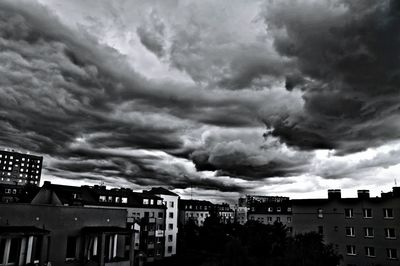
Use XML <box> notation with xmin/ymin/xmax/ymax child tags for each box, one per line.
<box><xmin>0</xmin><ymin>203</ymin><xmax>134</xmax><ymax>266</ymax></box>
<box><xmin>246</xmin><ymin>195</ymin><xmax>293</xmax><ymax>229</ymax></box>
<box><xmin>0</xmin><ymin>150</ymin><xmax>42</xmax><ymax>186</ymax></box>
<box><xmin>32</xmin><ymin>182</ymin><xmax>167</xmax><ymax>264</ymax></box>
<box><xmin>146</xmin><ymin>187</ymin><xmax>179</xmax><ymax>257</ymax></box>
<box><xmin>178</xmin><ymin>199</ymin><xmax>213</xmax><ymax>227</ymax></box>
<box><xmin>291</xmin><ymin>188</ymin><xmax>400</xmax><ymax>266</ymax></box>
<box><xmin>213</xmin><ymin>203</ymin><xmax>235</xmax><ymax>224</ymax></box>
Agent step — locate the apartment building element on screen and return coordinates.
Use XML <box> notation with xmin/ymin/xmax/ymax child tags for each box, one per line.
<box><xmin>213</xmin><ymin>203</ymin><xmax>235</xmax><ymax>224</ymax></box>
<box><xmin>0</xmin><ymin>203</ymin><xmax>134</xmax><ymax>266</ymax></box>
<box><xmin>246</xmin><ymin>195</ymin><xmax>293</xmax><ymax>229</ymax></box>
<box><xmin>0</xmin><ymin>149</ymin><xmax>42</xmax><ymax>186</ymax></box>
<box><xmin>32</xmin><ymin>182</ymin><xmax>167</xmax><ymax>264</ymax></box>
<box><xmin>291</xmin><ymin>188</ymin><xmax>400</xmax><ymax>266</ymax></box>
<box><xmin>234</xmin><ymin>205</ymin><xmax>248</xmax><ymax>225</ymax></box>
<box><xmin>178</xmin><ymin>199</ymin><xmax>213</xmax><ymax>227</ymax></box>
<box><xmin>145</xmin><ymin>187</ymin><xmax>179</xmax><ymax>257</ymax></box>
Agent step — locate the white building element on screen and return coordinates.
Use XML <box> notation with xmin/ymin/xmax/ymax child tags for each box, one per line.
<box><xmin>147</xmin><ymin>187</ymin><xmax>179</xmax><ymax>257</ymax></box>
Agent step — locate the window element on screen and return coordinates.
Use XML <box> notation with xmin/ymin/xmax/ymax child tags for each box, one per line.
<box><xmin>384</xmin><ymin>208</ymin><xmax>394</xmax><ymax>219</ymax></box>
<box><xmin>170</xmin><ymin>201</ymin><xmax>174</xmax><ymax>208</ymax></box>
<box><xmin>143</xmin><ymin>199</ymin><xmax>149</xmax><ymax>205</ymax></box>
<box><xmin>169</xmin><ymin>212</ymin><xmax>174</xmax><ymax>218</ymax></box>
<box><xmin>6</xmin><ymin>238</ymin><xmax>22</xmax><ymax>264</ymax></box>
<box><xmin>317</xmin><ymin>208</ymin><xmax>323</xmax><ymax>218</ymax></box>
<box><xmin>168</xmin><ymin>235</ymin><xmax>173</xmax><ymax>242</ymax></box>
<box><xmin>364</xmin><ymin>227</ymin><xmax>374</xmax><ymax>238</ymax></box>
<box><xmin>346</xmin><ymin>227</ymin><xmax>355</xmax><ymax>237</ymax></box>
<box><xmin>107</xmin><ymin>196</ymin><xmax>113</xmax><ymax>203</ymax></box>
<box><xmin>363</xmin><ymin>208</ymin><xmax>372</xmax><ymax>218</ymax></box>
<box><xmin>115</xmin><ymin>197</ymin><xmax>120</xmax><ymax>203</ymax></box>
<box><xmin>276</xmin><ymin>217</ymin><xmax>281</xmax><ymax>222</ymax></box>
<box><xmin>277</xmin><ymin>207</ymin><xmax>281</xmax><ymax>212</ymax></box>
<box><xmin>167</xmin><ymin>246</ymin><xmax>173</xmax><ymax>253</ymax></box>
<box><xmin>158</xmin><ymin>212</ymin><xmax>163</xmax><ymax>218</ymax></box>
<box><xmin>287</xmin><ymin>207</ymin><xmax>292</xmax><ymax>212</ymax></box>
<box><xmin>267</xmin><ymin>217</ymin><xmax>272</xmax><ymax>222</ymax></box>
<box><xmin>365</xmin><ymin>247</ymin><xmax>375</xmax><ymax>257</ymax></box>
<box><xmin>318</xmin><ymin>226</ymin><xmax>323</xmax><ymax>235</ymax></box>
<box><xmin>385</xmin><ymin>228</ymin><xmax>396</xmax><ymax>239</ymax></box>
<box><xmin>157</xmin><ymin>200</ymin><xmax>162</xmax><ymax>205</ymax></box>
<box><xmin>168</xmin><ymin>223</ymin><xmax>173</xmax><ymax>230</ymax></box>
<box><xmin>66</xmin><ymin>236</ymin><xmax>77</xmax><ymax>260</ymax></box>
<box><xmin>150</xmin><ymin>199</ymin><xmax>154</xmax><ymax>205</ymax></box>
<box><xmin>387</xmin><ymin>248</ymin><xmax>398</xmax><ymax>259</ymax></box>
<box><xmin>5</xmin><ymin>189</ymin><xmax>11</xmax><ymax>194</ymax></box>
<box><xmin>121</xmin><ymin>197</ymin><xmax>128</xmax><ymax>204</ymax></box>
<box><xmin>346</xmin><ymin>245</ymin><xmax>356</xmax><ymax>255</ymax></box>
<box><xmin>287</xmin><ymin>217</ymin><xmax>292</xmax><ymax>223</ymax></box>
<box><xmin>345</xmin><ymin>208</ymin><xmax>353</xmax><ymax>218</ymax></box>
<box><xmin>99</xmin><ymin>196</ymin><xmax>107</xmax><ymax>203</ymax></box>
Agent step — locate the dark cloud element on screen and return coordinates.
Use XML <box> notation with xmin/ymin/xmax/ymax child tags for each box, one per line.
<box><xmin>136</xmin><ymin>10</ymin><xmax>167</xmax><ymax>57</ymax></box>
<box><xmin>262</xmin><ymin>0</ymin><xmax>400</xmax><ymax>154</ymax></box>
<box><xmin>190</xmin><ymin>129</ymin><xmax>311</xmax><ymax>180</ymax></box>
<box><xmin>1</xmin><ymin>0</ymin><xmax>399</xmax><ymax>199</ymax></box>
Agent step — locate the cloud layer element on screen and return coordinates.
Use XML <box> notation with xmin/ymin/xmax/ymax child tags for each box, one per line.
<box><xmin>0</xmin><ymin>0</ymin><xmax>399</xmax><ymax>201</ymax></box>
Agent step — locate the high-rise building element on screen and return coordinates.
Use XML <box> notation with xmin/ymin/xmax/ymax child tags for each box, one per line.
<box><xmin>0</xmin><ymin>149</ymin><xmax>43</xmax><ymax>186</ymax></box>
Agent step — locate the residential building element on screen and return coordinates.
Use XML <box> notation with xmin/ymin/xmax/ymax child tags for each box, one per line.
<box><xmin>291</xmin><ymin>188</ymin><xmax>400</xmax><ymax>266</ymax></box>
<box><xmin>178</xmin><ymin>199</ymin><xmax>213</xmax><ymax>227</ymax></box>
<box><xmin>246</xmin><ymin>195</ymin><xmax>293</xmax><ymax>229</ymax></box>
<box><xmin>0</xmin><ymin>149</ymin><xmax>42</xmax><ymax>186</ymax></box>
<box><xmin>213</xmin><ymin>203</ymin><xmax>235</xmax><ymax>224</ymax></box>
<box><xmin>32</xmin><ymin>181</ymin><xmax>167</xmax><ymax>264</ymax></box>
<box><xmin>234</xmin><ymin>205</ymin><xmax>248</xmax><ymax>225</ymax></box>
<box><xmin>0</xmin><ymin>183</ymin><xmax>40</xmax><ymax>203</ymax></box>
<box><xmin>0</xmin><ymin>203</ymin><xmax>134</xmax><ymax>266</ymax></box>
<box><xmin>145</xmin><ymin>187</ymin><xmax>179</xmax><ymax>257</ymax></box>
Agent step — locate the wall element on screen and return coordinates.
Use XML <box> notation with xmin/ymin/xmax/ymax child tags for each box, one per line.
<box><xmin>0</xmin><ymin>203</ymin><xmax>127</xmax><ymax>266</ymax></box>
<box><xmin>157</xmin><ymin>194</ymin><xmax>178</xmax><ymax>257</ymax></box>
<box><xmin>292</xmin><ymin>198</ymin><xmax>400</xmax><ymax>266</ymax></box>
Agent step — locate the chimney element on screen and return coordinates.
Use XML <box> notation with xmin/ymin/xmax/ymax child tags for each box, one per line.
<box><xmin>357</xmin><ymin>190</ymin><xmax>370</xmax><ymax>199</ymax></box>
<box><xmin>328</xmin><ymin>189</ymin><xmax>341</xmax><ymax>199</ymax></box>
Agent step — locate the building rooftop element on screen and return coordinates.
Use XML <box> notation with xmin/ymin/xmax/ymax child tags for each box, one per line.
<box><xmin>145</xmin><ymin>187</ymin><xmax>179</xmax><ymax>197</ymax></box>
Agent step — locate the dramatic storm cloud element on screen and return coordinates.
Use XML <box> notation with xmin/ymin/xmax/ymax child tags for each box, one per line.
<box><xmin>0</xmin><ymin>0</ymin><xmax>399</xmax><ymax>201</ymax></box>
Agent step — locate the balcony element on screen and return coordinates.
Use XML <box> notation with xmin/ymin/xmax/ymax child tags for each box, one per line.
<box><xmin>155</xmin><ymin>230</ymin><xmax>164</xmax><ymax>237</ymax></box>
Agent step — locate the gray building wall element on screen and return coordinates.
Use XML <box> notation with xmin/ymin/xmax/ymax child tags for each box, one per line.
<box><xmin>0</xmin><ymin>203</ymin><xmax>127</xmax><ymax>266</ymax></box>
<box><xmin>292</xmin><ymin>197</ymin><xmax>400</xmax><ymax>266</ymax></box>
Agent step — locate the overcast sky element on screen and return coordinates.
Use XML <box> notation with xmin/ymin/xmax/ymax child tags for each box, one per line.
<box><xmin>0</xmin><ymin>0</ymin><xmax>399</xmax><ymax>203</ymax></box>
